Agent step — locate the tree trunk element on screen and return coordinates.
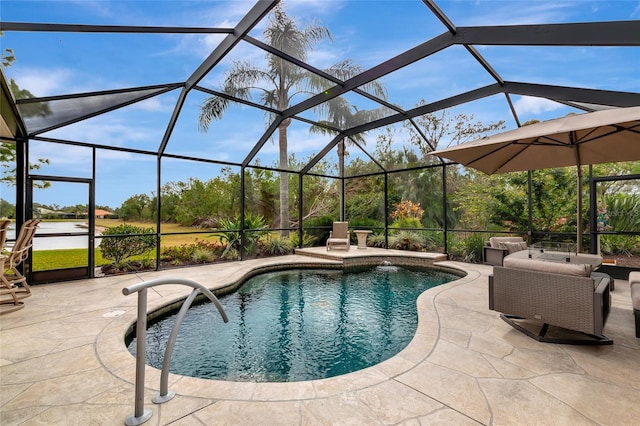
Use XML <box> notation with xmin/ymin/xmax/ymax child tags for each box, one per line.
<box><xmin>338</xmin><ymin>139</ymin><xmax>345</xmax><ymax>221</ymax></box>
<box><xmin>279</xmin><ymin>119</ymin><xmax>291</xmax><ymax>237</ymax></box>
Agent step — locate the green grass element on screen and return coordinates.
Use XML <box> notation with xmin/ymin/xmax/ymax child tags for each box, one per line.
<box><xmin>31</xmin><ymin>249</ymin><xmax>111</xmax><ymax>270</ymax></box>
<box><xmin>31</xmin><ymin>248</ymin><xmax>161</xmax><ymax>271</ymax></box>
<box><xmin>27</xmin><ymin>219</ymin><xmax>219</xmax><ymax>271</ymax></box>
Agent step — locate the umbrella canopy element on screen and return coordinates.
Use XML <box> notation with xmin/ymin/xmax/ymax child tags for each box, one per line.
<box><xmin>429</xmin><ymin>106</ymin><xmax>640</xmax><ymax>175</ymax></box>
<box><xmin>429</xmin><ymin>106</ymin><xmax>640</xmax><ymax>251</ymax></box>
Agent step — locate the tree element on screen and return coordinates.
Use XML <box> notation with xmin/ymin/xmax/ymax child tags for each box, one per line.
<box><xmin>199</xmin><ymin>4</ymin><xmax>376</xmax><ymax>236</ymax></box>
<box><xmin>405</xmin><ymin>106</ymin><xmax>505</xmax><ymax>158</ymax></box>
<box><xmin>1</xmin><ymin>35</ymin><xmax>51</xmax><ymax>187</ymax></box>
<box><xmin>369</xmin><ymin>108</ymin><xmax>505</xmax><ymax>228</ymax></box>
<box><xmin>118</xmin><ymin>194</ymin><xmax>154</xmax><ymax>221</ymax></box>
<box><xmin>310</xmin><ymin>93</ymin><xmax>388</xmax><ymax>220</ymax></box>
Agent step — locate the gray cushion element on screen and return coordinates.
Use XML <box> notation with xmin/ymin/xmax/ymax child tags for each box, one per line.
<box><xmin>489</xmin><ymin>236</ymin><xmax>525</xmax><ymax>249</ymax></box>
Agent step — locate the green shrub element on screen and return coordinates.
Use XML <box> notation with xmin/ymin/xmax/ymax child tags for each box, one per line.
<box><xmin>291</xmin><ymin>232</ymin><xmax>317</xmax><ymax>248</ymax></box>
<box><xmin>460</xmin><ymin>233</ymin><xmax>486</xmax><ymax>263</ymax></box>
<box><xmin>390</xmin><ymin>217</ymin><xmax>423</xmax><ymax>229</ymax></box>
<box><xmin>216</xmin><ymin>213</ymin><xmax>268</xmax><ymax>257</ymax></box>
<box><xmin>221</xmin><ymin>247</ymin><xmax>239</xmax><ymax>260</ymax></box>
<box><xmin>303</xmin><ymin>216</ymin><xmax>335</xmax><ymax>245</ymax></box>
<box><xmin>260</xmin><ymin>234</ymin><xmax>294</xmax><ymax>255</ymax></box>
<box><xmin>349</xmin><ymin>218</ymin><xmax>384</xmax><ymax>229</ymax></box>
<box><xmin>388</xmin><ymin>230</ymin><xmax>427</xmax><ymax>251</ymax></box>
<box><xmin>98</xmin><ymin>224</ymin><xmax>157</xmax><ymax>267</ymax></box>
<box><xmin>191</xmin><ymin>248</ymin><xmax>216</xmax><ymax>263</ymax></box>
<box><xmin>600</xmin><ymin>235</ymin><xmax>639</xmax><ymax>257</ymax></box>
<box><xmin>367</xmin><ymin>233</ymin><xmax>386</xmax><ymax>248</ymax></box>
<box><xmin>160</xmin><ymin>240</ymin><xmax>222</xmax><ymax>264</ymax></box>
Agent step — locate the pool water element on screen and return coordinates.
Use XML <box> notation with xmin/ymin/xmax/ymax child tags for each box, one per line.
<box><xmin>129</xmin><ymin>265</ymin><xmax>458</xmax><ymax>382</ymax></box>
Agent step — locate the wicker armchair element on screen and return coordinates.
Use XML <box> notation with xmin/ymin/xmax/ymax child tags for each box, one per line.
<box><xmin>489</xmin><ymin>257</ymin><xmax>612</xmax><ymax>345</ymax></box>
<box><xmin>483</xmin><ymin>236</ymin><xmax>527</xmax><ymax>266</ymax></box>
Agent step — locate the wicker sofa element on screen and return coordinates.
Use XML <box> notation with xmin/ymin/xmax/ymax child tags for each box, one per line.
<box><xmin>483</xmin><ymin>236</ymin><xmax>528</xmax><ymax>266</ymax></box>
<box><xmin>489</xmin><ymin>256</ymin><xmax>612</xmax><ymax>344</ymax></box>
<box><xmin>630</xmin><ymin>271</ymin><xmax>640</xmax><ymax>338</ymax></box>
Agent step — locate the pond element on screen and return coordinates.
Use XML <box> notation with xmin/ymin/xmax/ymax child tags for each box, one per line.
<box><xmin>6</xmin><ymin>221</ymin><xmax>99</xmax><ymax>250</ymax></box>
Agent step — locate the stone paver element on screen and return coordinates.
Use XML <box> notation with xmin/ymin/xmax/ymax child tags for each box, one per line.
<box><xmin>1</xmin><ymin>252</ymin><xmax>638</xmax><ymax>425</ymax></box>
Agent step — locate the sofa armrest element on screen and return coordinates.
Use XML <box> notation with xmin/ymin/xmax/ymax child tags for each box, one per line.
<box><xmin>483</xmin><ymin>246</ymin><xmax>508</xmax><ymax>266</ymax></box>
<box><xmin>593</xmin><ymin>274</ymin><xmax>611</xmax><ymax>333</ymax></box>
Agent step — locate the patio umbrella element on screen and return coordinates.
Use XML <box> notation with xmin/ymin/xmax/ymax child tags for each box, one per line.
<box><xmin>429</xmin><ymin>105</ymin><xmax>640</xmax><ymax>250</ymax></box>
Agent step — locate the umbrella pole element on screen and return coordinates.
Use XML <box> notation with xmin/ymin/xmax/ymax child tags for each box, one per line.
<box><xmin>577</xmin><ymin>167</ymin><xmax>582</xmax><ymax>252</ymax></box>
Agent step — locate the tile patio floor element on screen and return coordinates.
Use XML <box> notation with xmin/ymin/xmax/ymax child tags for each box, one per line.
<box><xmin>1</xmin><ymin>248</ymin><xmax>639</xmax><ymax>425</ymax></box>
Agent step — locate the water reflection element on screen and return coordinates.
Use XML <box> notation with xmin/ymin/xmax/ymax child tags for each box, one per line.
<box><xmin>6</xmin><ymin>221</ymin><xmax>99</xmax><ymax>250</ymax></box>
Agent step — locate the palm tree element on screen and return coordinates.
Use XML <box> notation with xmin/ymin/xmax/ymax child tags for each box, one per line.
<box><xmin>310</xmin><ymin>95</ymin><xmax>388</xmax><ymax>220</ymax></box>
<box><xmin>199</xmin><ymin>4</ymin><xmax>384</xmax><ymax>236</ymax></box>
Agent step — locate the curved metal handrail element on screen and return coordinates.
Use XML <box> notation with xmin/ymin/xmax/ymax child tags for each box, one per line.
<box><xmin>122</xmin><ymin>277</ymin><xmax>228</xmax><ymax>426</ymax></box>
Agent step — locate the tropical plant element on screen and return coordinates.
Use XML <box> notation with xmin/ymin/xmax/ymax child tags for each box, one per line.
<box><xmin>460</xmin><ymin>233</ymin><xmax>486</xmax><ymax>263</ymax></box>
<box><xmin>367</xmin><ymin>233</ymin><xmax>386</xmax><ymax>248</ymax></box>
<box><xmin>388</xmin><ymin>230</ymin><xmax>427</xmax><ymax>251</ymax></box>
<box><xmin>600</xmin><ymin>234</ymin><xmax>639</xmax><ymax>257</ymax></box>
<box><xmin>216</xmin><ymin>213</ymin><xmax>269</xmax><ymax>257</ymax></box>
<box><xmin>602</xmin><ymin>193</ymin><xmax>640</xmax><ymax>232</ymax></box>
<box><xmin>199</xmin><ymin>4</ymin><xmax>383</xmax><ymax>235</ymax></box>
<box><xmin>160</xmin><ymin>240</ymin><xmax>224</xmax><ymax>265</ymax></box>
<box><xmin>291</xmin><ymin>232</ymin><xmax>317</xmax><ymax>248</ymax></box>
<box><xmin>260</xmin><ymin>234</ymin><xmax>294</xmax><ymax>255</ymax></box>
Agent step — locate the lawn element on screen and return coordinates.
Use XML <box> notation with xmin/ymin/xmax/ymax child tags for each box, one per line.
<box><xmin>30</xmin><ymin>219</ymin><xmax>221</xmax><ymax>271</ymax></box>
<box><xmin>95</xmin><ymin>219</ymin><xmax>221</xmax><ymax>247</ymax></box>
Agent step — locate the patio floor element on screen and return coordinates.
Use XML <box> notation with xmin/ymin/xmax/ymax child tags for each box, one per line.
<box><xmin>1</xmin><ymin>249</ymin><xmax>638</xmax><ymax>425</ymax></box>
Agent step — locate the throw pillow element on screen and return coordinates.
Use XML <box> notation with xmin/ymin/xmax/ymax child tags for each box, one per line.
<box><xmin>499</xmin><ymin>241</ymin><xmax>527</xmax><ymax>254</ymax></box>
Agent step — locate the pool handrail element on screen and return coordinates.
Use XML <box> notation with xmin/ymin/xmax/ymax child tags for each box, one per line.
<box><xmin>122</xmin><ymin>277</ymin><xmax>228</xmax><ymax>426</ymax></box>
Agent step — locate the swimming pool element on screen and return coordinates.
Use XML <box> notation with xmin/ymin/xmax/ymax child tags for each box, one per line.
<box><xmin>128</xmin><ymin>265</ymin><xmax>458</xmax><ymax>382</ymax></box>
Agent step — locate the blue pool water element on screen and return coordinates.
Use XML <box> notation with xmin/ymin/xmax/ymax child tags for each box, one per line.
<box><xmin>128</xmin><ymin>265</ymin><xmax>458</xmax><ymax>382</ymax></box>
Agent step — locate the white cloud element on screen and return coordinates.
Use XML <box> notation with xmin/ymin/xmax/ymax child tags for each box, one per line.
<box><xmin>457</xmin><ymin>1</ymin><xmax>580</xmax><ymax>26</ymax></box>
<box><xmin>44</xmin><ymin>117</ymin><xmax>160</xmax><ymax>148</ymax></box>
<box><xmin>12</xmin><ymin>68</ymin><xmax>74</xmax><ymax>97</ymax></box>
<box><xmin>513</xmin><ymin>96</ymin><xmax>564</xmax><ymax>115</ymax></box>
<box><xmin>132</xmin><ymin>96</ymin><xmax>175</xmax><ymax>113</ymax></box>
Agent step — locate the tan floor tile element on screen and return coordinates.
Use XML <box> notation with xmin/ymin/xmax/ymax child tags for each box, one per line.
<box><xmin>418</xmin><ymin>406</ymin><xmax>484</xmax><ymax>425</ymax></box>
<box><xmin>504</xmin><ymin>347</ymin><xmax>584</xmax><ymax>375</ymax></box>
<box><xmin>427</xmin><ymin>340</ymin><xmax>501</xmax><ymax>378</ymax></box>
<box><xmin>531</xmin><ymin>373</ymin><xmax>640</xmax><ymax>425</ymax></box>
<box><xmin>2</xmin><ymin>367</ymin><xmax>125</xmax><ymax>409</ymax></box>
<box><xmin>250</xmin><ymin>381</ymin><xmax>316</xmax><ymax>401</ymax></box>
<box><xmin>194</xmin><ymin>400</ymin><xmax>302</xmax><ymax>425</ymax></box>
<box><xmin>355</xmin><ymin>379</ymin><xmax>443</xmax><ymax>424</ymax></box>
<box><xmin>479</xmin><ymin>377</ymin><xmax>599</xmax><ymax>425</ymax></box>
<box><xmin>397</xmin><ymin>361</ymin><xmax>491</xmax><ymax>424</ymax></box>
<box><xmin>301</xmin><ymin>393</ymin><xmax>381</xmax><ymax>425</ymax></box>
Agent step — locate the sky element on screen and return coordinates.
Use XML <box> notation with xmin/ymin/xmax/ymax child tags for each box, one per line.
<box><xmin>1</xmin><ymin>0</ymin><xmax>639</xmax><ymax>209</ymax></box>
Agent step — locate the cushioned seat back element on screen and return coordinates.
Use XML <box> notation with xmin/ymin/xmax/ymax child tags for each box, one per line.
<box><xmin>503</xmin><ymin>256</ymin><xmax>592</xmax><ymax>277</ymax></box>
<box><xmin>332</xmin><ymin>222</ymin><xmax>348</xmax><ymax>239</ymax></box>
<box><xmin>489</xmin><ymin>236</ymin><xmax>525</xmax><ymax>248</ymax></box>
